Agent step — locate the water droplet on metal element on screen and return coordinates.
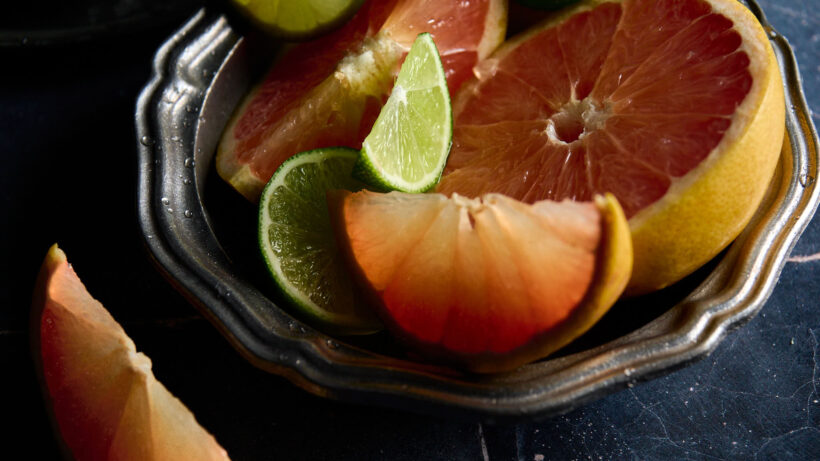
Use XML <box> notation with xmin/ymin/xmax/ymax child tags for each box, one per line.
<box><xmin>799</xmin><ymin>174</ymin><xmax>815</xmax><ymax>187</ymax></box>
<box><xmin>140</xmin><ymin>135</ymin><xmax>155</xmax><ymax>146</ymax></box>
<box><xmin>184</xmin><ymin>157</ymin><xmax>195</xmax><ymax>168</ymax></box>
<box><xmin>325</xmin><ymin>339</ymin><xmax>338</xmax><ymax>349</ymax></box>
<box><xmin>183</xmin><ymin>178</ymin><xmax>192</xmax><ymax>185</ymax></box>
<box><xmin>765</xmin><ymin>26</ymin><xmax>777</xmax><ymax>38</ymax></box>
<box><xmin>161</xmin><ymin>197</ymin><xmax>170</xmax><ymax>206</ymax></box>
<box><xmin>184</xmin><ymin>210</ymin><xmax>193</xmax><ymax>218</ymax></box>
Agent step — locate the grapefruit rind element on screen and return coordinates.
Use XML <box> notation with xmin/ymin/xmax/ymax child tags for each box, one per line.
<box><xmin>624</xmin><ymin>0</ymin><xmax>785</xmax><ymax>294</ymax></box>
<box><xmin>31</xmin><ymin>244</ymin><xmax>230</xmax><ymax>461</ymax></box>
<box><xmin>354</xmin><ymin>33</ymin><xmax>454</xmax><ymax>193</ymax></box>
<box><xmin>258</xmin><ymin>147</ymin><xmax>382</xmax><ymax>334</ymax></box>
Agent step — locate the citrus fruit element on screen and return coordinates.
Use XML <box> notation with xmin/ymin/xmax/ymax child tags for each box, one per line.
<box><xmin>353</xmin><ymin>33</ymin><xmax>453</xmax><ymax>193</ymax></box>
<box><xmin>259</xmin><ymin>147</ymin><xmax>381</xmax><ymax>334</ymax></box>
<box><xmin>217</xmin><ymin>0</ymin><xmax>507</xmax><ymax>202</ymax></box>
<box><xmin>229</xmin><ymin>0</ymin><xmax>366</xmax><ymax>39</ymax></box>
<box><xmin>329</xmin><ymin>191</ymin><xmax>632</xmax><ymax>372</ymax></box>
<box><xmin>436</xmin><ymin>0</ymin><xmax>785</xmax><ymax>294</ymax></box>
<box><xmin>31</xmin><ymin>244</ymin><xmax>230</xmax><ymax>461</ymax></box>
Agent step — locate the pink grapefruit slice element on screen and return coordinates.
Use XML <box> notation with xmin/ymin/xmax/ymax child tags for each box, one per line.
<box><xmin>31</xmin><ymin>245</ymin><xmax>231</xmax><ymax>461</ymax></box>
<box><xmin>217</xmin><ymin>0</ymin><xmax>507</xmax><ymax>201</ymax></box>
<box><xmin>330</xmin><ymin>191</ymin><xmax>632</xmax><ymax>373</ymax></box>
<box><xmin>436</xmin><ymin>0</ymin><xmax>785</xmax><ymax>294</ymax></box>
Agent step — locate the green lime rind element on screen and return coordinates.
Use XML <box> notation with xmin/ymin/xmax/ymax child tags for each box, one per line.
<box><xmin>258</xmin><ymin>147</ymin><xmax>381</xmax><ymax>334</ymax></box>
<box><xmin>231</xmin><ymin>0</ymin><xmax>365</xmax><ymax>40</ymax></box>
<box><xmin>514</xmin><ymin>0</ymin><xmax>582</xmax><ymax>11</ymax></box>
<box><xmin>354</xmin><ymin>32</ymin><xmax>453</xmax><ymax>193</ymax></box>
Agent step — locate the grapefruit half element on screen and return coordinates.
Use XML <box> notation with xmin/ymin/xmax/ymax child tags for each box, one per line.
<box><xmin>217</xmin><ymin>0</ymin><xmax>507</xmax><ymax>201</ymax></box>
<box><xmin>31</xmin><ymin>245</ymin><xmax>230</xmax><ymax>461</ymax></box>
<box><xmin>436</xmin><ymin>0</ymin><xmax>785</xmax><ymax>294</ymax></box>
<box><xmin>330</xmin><ymin>191</ymin><xmax>632</xmax><ymax>373</ymax></box>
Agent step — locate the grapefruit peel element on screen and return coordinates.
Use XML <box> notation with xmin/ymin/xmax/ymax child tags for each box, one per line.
<box><xmin>31</xmin><ymin>245</ymin><xmax>231</xmax><ymax>461</ymax></box>
<box><xmin>625</xmin><ymin>0</ymin><xmax>785</xmax><ymax>294</ymax></box>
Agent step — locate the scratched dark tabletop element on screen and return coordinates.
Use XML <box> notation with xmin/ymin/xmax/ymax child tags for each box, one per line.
<box><xmin>4</xmin><ymin>1</ymin><xmax>819</xmax><ymax>459</ymax></box>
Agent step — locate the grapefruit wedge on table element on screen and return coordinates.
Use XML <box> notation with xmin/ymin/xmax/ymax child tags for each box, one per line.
<box><xmin>31</xmin><ymin>245</ymin><xmax>230</xmax><ymax>461</ymax></box>
<box><xmin>331</xmin><ymin>191</ymin><xmax>632</xmax><ymax>373</ymax></box>
<box><xmin>217</xmin><ymin>0</ymin><xmax>507</xmax><ymax>201</ymax></box>
<box><xmin>436</xmin><ymin>0</ymin><xmax>785</xmax><ymax>294</ymax></box>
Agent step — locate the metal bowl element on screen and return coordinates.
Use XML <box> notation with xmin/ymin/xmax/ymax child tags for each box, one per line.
<box><xmin>135</xmin><ymin>1</ymin><xmax>819</xmax><ymax>422</ymax></box>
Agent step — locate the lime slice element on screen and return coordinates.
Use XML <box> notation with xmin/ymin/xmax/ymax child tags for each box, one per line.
<box><xmin>354</xmin><ymin>32</ymin><xmax>453</xmax><ymax>193</ymax></box>
<box><xmin>231</xmin><ymin>0</ymin><xmax>365</xmax><ymax>39</ymax></box>
<box><xmin>258</xmin><ymin>147</ymin><xmax>380</xmax><ymax>334</ymax></box>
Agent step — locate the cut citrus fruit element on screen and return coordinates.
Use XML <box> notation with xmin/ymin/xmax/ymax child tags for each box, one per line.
<box><xmin>353</xmin><ymin>33</ymin><xmax>452</xmax><ymax>192</ymax></box>
<box><xmin>31</xmin><ymin>244</ymin><xmax>231</xmax><ymax>461</ymax></box>
<box><xmin>436</xmin><ymin>0</ymin><xmax>785</xmax><ymax>294</ymax></box>
<box><xmin>330</xmin><ymin>191</ymin><xmax>632</xmax><ymax>372</ymax></box>
<box><xmin>259</xmin><ymin>147</ymin><xmax>381</xmax><ymax>334</ymax></box>
<box><xmin>230</xmin><ymin>0</ymin><xmax>366</xmax><ymax>39</ymax></box>
<box><xmin>217</xmin><ymin>0</ymin><xmax>507</xmax><ymax>201</ymax></box>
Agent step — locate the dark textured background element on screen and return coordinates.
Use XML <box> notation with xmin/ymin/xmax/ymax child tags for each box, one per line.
<box><xmin>3</xmin><ymin>0</ymin><xmax>819</xmax><ymax>459</ymax></box>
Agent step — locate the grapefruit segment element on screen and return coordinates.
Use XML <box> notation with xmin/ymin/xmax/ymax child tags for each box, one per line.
<box><xmin>331</xmin><ymin>191</ymin><xmax>632</xmax><ymax>372</ymax></box>
<box><xmin>31</xmin><ymin>245</ymin><xmax>230</xmax><ymax>461</ymax></box>
<box><xmin>218</xmin><ymin>0</ymin><xmax>508</xmax><ymax>201</ymax></box>
<box><xmin>437</xmin><ymin>0</ymin><xmax>785</xmax><ymax>293</ymax></box>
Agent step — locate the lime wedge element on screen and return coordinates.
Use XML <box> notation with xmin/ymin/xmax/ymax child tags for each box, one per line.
<box><xmin>258</xmin><ymin>147</ymin><xmax>380</xmax><ymax>334</ymax></box>
<box><xmin>231</xmin><ymin>0</ymin><xmax>365</xmax><ymax>39</ymax></box>
<box><xmin>354</xmin><ymin>33</ymin><xmax>453</xmax><ymax>193</ymax></box>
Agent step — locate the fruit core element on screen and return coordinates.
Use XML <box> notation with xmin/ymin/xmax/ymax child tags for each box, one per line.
<box><xmin>547</xmin><ymin>99</ymin><xmax>609</xmax><ymax>144</ymax></box>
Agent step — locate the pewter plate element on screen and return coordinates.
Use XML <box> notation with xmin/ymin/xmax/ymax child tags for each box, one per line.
<box><xmin>135</xmin><ymin>1</ymin><xmax>819</xmax><ymax>422</ymax></box>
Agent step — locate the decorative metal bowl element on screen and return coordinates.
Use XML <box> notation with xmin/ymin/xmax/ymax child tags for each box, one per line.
<box><xmin>135</xmin><ymin>1</ymin><xmax>819</xmax><ymax>421</ymax></box>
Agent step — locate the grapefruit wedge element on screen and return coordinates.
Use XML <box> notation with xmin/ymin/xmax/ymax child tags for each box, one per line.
<box><xmin>436</xmin><ymin>0</ymin><xmax>785</xmax><ymax>294</ymax></box>
<box><xmin>330</xmin><ymin>191</ymin><xmax>632</xmax><ymax>373</ymax></box>
<box><xmin>31</xmin><ymin>245</ymin><xmax>230</xmax><ymax>461</ymax></box>
<box><xmin>217</xmin><ymin>0</ymin><xmax>508</xmax><ymax>201</ymax></box>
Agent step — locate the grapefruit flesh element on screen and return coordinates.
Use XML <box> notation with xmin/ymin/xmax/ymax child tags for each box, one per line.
<box><xmin>218</xmin><ymin>0</ymin><xmax>507</xmax><ymax>201</ymax></box>
<box><xmin>331</xmin><ymin>191</ymin><xmax>632</xmax><ymax>372</ymax></box>
<box><xmin>31</xmin><ymin>245</ymin><xmax>230</xmax><ymax>461</ymax></box>
<box><xmin>437</xmin><ymin>0</ymin><xmax>785</xmax><ymax>293</ymax></box>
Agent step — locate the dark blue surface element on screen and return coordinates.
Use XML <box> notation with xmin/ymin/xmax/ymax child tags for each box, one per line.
<box><xmin>3</xmin><ymin>0</ymin><xmax>818</xmax><ymax>459</ymax></box>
